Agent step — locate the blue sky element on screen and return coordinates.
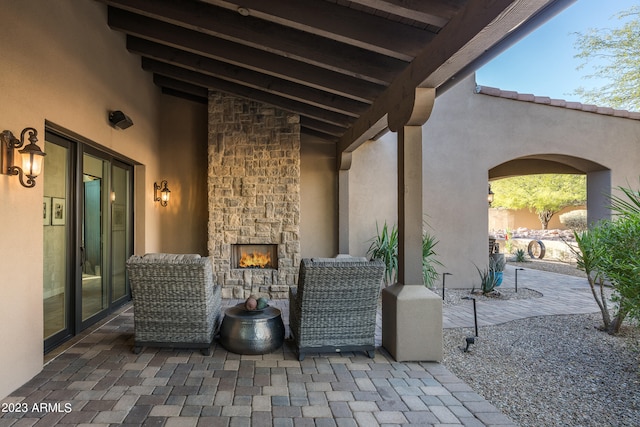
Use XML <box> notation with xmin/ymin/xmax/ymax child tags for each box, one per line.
<box><xmin>476</xmin><ymin>0</ymin><xmax>638</xmax><ymax>103</ymax></box>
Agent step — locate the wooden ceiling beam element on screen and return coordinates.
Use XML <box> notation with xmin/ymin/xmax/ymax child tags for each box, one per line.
<box><xmin>346</xmin><ymin>0</ymin><xmax>465</xmax><ymax>26</ymax></box>
<box><xmin>299</xmin><ymin>127</ymin><xmax>339</xmax><ymax>143</ymax></box>
<box><xmin>153</xmin><ymin>75</ymin><xmax>208</xmax><ymax>98</ymax></box>
<box><xmin>299</xmin><ymin>117</ymin><xmax>348</xmax><ymax>137</ymax></box>
<box><xmin>338</xmin><ymin>0</ymin><xmax>544</xmax><ymax>153</ymax></box>
<box><xmin>108</xmin><ymin>8</ymin><xmax>385</xmax><ymax>103</ymax></box>
<box><xmin>128</xmin><ymin>37</ymin><xmax>369</xmax><ymax>117</ymax></box>
<box><xmin>161</xmin><ymin>88</ymin><xmax>207</xmax><ymax>104</ymax></box>
<box><xmin>199</xmin><ymin>0</ymin><xmax>436</xmax><ymax>60</ymax></box>
<box><xmin>102</xmin><ymin>0</ymin><xmax>406</xmax><ymax>84</ymax></box>
<box><xmin>141</xmin><ymin>58</ymin><xmax>356</xmax><ymax>128</ymax></box>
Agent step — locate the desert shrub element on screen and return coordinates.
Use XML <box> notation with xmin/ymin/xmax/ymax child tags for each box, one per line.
<box><xmin>559</xmin><ymin>209</ymin><xmax>587</xmax><ymax>231</ymax></box>
<box><xmin>565</xmin><ymin>181</ymin><xmax>640</xmax><ymax>333</ymax></box>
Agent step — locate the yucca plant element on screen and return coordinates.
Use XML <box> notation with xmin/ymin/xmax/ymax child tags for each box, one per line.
<box><xmin>422</xmin><ymin>228</ymin><xmax>443</xmax><ymax>288</ymax></box>
<box><xmin>367</xmin><ymin>221</ymin><xmax>443</xmax><ymax>287</ymax></box>
<box><xmin>367</xmin><ymin>221</ymin><xmax>398</xmax><ymax>286</ymax></box>
<box><xmin>610</xmin><ymin>181</ymin><xmax>640</xmax><ymax>216</ymax></box>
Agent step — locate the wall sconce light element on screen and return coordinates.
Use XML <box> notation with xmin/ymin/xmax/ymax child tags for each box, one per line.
<box><xmin>487</xmin><ymin>184</ymin><xmax>495</xmax><ymax>206</ymax></box>
<box><xmin>1</xmin><ymin>127</ymin><xmax>46</xmax><ymax>188</ymax></box>
<box><xmin>154</xmin><ymin>180</ymin><xmax>171</xmax><ymax>207</ymax></box>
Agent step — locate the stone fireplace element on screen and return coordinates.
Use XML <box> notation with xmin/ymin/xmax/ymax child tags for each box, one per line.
<box><xmin>207</xmin><ymin>92</ymin><xmax>301</xmax><ymax>299</ymax></box>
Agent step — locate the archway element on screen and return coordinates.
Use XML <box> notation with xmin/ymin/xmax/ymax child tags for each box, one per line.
<box><xmin>490</xmin><ymin>154</ymin><xmax>611</xmax><ymax>227</ymax></box>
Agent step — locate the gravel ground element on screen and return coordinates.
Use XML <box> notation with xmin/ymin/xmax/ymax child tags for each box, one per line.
<box><xmin>440</xmin><ymin>261</ymin><xmax>640</xmax><ymax>427</ymax></box>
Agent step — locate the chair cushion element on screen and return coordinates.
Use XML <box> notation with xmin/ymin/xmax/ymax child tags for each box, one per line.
<box><xmin>128</xmin><ymin>253</ymin><xmax>204</xmax><ymax>263</ymax></box>
<box><xmin>311</xmin><ymin>256</ymin><xmax>368</xmax><ymax>263</ymax></box>
<box><xmin>143</xmin><ymin>253</ymin><xmax>201</xmax><ymax>261</ymax></box>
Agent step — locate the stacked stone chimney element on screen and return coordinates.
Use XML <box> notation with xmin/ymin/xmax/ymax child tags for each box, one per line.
<box><xmin>207</xmin><ymin>92</ymin><xmax>301</xmax><ymax>298</ymax></box>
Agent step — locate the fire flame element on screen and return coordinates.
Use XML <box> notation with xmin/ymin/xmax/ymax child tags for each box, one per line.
<box><xmin>239</xmin><ymin>251</ymin><xmax>271</xmax><ymax>269</ymax></box>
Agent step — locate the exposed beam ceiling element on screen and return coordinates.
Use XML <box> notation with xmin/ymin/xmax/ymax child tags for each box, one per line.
<box><xmin>99</xmin><ymin>0</ymin><xmax>574</xmax><ymax>147</ymax></box>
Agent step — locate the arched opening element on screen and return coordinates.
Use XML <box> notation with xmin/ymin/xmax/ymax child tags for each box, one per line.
<box><xmin>489</xmin><ymin>154</ymin><xmax>611</xmax><ymax>227</ymax></box>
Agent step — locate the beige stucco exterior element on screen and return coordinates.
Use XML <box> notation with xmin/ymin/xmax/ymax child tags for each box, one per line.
<box><xmin>1</xmin><ymin>1</ymin><xmax>158</xmax><ymax>397</ymax></box>
<box><xmin>489</xmin><ymin>205</ymin><xmax>586</xmax><ymax>232</ymax></box>
<box><xmin>348</xmin><ymin>76</ymin><xmax>639</xmax><ymax>288</ymax></box>
<box><xmin>0</xmin><ymin>1</ymin><xmax>346</xmax><ymax>398</ymax></box>
<box><xmin>1</xmin><ymin>1</ymin><xmax>639</xmax><ymax>399</ymax></box>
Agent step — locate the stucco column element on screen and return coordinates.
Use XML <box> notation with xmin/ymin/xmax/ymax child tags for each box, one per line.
<box><xmin>587</xmin><ymin>170</ymin><xmax>611</xmax><ymax>225</ymax></box>
<box><xmin>382</xmin><ymin>88</ymin><xmax>442</xmax><ymax>362</ymax></box>
<box><xmin>337</xmin><ymin>152</ymin><xmax>352</xmax><ymax>254</ymax></box>
<box><xmin>397</xmin><ymin>125</ymin><xmax>424</xmax><ymax>285</ymax></box>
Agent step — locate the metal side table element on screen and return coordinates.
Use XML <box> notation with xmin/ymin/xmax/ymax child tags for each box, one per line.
<box><xmin>219</xmin><ymin>304</ymin><xmax>285</xmax><ymax>354</ymax></box>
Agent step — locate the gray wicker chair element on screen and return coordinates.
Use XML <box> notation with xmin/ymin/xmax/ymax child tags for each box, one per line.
<box><xmin>126</xmin><ymin>253</ymin><xmax>221</xmax><ymax>355</ymax></box>
<box><xmin>289</xmin><ymin>257</ymin><xmax>385</xmax><ymax>361</ymax></box>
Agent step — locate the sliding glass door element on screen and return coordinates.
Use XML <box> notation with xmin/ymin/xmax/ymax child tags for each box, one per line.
<box><xmin>43</xmin><ymin>131</ymin><xmax>133</xmax><ymax>352</ymax></box>
<box><xmin>111</xmin><ymin>161</ymin><xmax>132</xmax><ymax>304</ymax></box>
<box><xmin>42</xmin><ymin>139</ymin><xmax>72</xmax><ymax>343</ymax></box>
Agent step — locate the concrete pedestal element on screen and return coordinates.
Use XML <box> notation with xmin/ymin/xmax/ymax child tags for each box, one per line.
<box><xmin>382</xmin><ymin>284</ymin><xmax>443</xmax><ymax>362</ymax></box>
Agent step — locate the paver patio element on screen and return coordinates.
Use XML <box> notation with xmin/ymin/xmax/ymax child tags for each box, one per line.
<box><xmin>0</xmin><ymin>266</ymin><xmax>598</xmax><ymax>426</ymax></box>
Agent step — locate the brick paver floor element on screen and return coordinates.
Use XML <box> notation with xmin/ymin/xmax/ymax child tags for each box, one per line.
<box><xmin>2</xmin><ymin>267</ymin><xmax>594</xmax><ymax>426</ymax></box>
<box><xmin>1</xmin><ymin>300</ymin><xmax>516</xmax><ymax>427</ymax></box>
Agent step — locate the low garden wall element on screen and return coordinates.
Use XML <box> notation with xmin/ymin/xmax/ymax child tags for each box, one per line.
<box><xmin>492</xmin><ymin>229</ymin><xmax>580</xmax><ymax>263</ymax></box>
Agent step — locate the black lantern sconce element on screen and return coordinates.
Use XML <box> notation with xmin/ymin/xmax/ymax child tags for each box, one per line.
<box><xmin>487</xmin><ymin>184</ymin><xmax>495</xmax><ymax>206</ymax></box>
<box><xmin>1</xmin><ymin>127</ymin><xmax>46</xmax><ymax>188</ymax></box>
<box><xmin>154</xmin><ymin>180</ymin><xmax>171</xmax><ymax>207</ymax></box>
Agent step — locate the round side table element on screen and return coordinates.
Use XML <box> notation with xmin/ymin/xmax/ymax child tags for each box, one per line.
<box><xmin>219</xmin><ymin>304</ymin><xmax>285</xmax><ymax>354</ymax></box>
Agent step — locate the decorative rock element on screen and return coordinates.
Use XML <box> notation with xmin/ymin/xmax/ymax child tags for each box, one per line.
<box><xmin>245</xmin><ymin>296</ymin><xmax>257</xmax><ymax>311</ymax></box>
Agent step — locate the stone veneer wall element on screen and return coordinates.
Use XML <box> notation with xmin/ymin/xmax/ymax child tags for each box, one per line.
<box><xmin>207</xmin><ymin>92</ymin><xmax>301</xmax><ymax>299</ymax></box>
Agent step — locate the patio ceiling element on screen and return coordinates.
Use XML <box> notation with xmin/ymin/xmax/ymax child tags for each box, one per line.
<box><xmin>100</xmin><ymin>0</ymin><xmax>574</xmax><ymax>152</ymax></box>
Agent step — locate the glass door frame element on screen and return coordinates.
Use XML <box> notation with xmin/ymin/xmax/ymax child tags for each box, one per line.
<box><xmin>44</xmin><ymin>128</ymin><xmax>134</xmax><ymax>352</ymax></box>
<box><xmin>43</xmin><ymin>133</ymin><xmax>76</xmax><ymax>352</ymax></box>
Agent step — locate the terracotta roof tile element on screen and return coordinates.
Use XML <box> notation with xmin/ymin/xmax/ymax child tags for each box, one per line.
<box><xmin>474</xmin><ymin>85</ymin><xmax>640</xmax><ymax>121</ymax></box>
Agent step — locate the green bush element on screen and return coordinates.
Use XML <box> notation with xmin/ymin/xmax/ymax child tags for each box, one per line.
<box><xmin>559</xmin><ymin>209</ymin><xmax>587</xmax><ymax>231</ymax></box>
<box><xmin>566</xmin><ymin>181</ymin><xmax>640</xmax><ymax>333</ymax></box>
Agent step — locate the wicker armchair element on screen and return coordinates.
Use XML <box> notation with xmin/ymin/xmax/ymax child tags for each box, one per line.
<box><xmin>289</xmin><ymin>257</ymin><xmax>385</xmax><ymax>361</ymax></box>
<box><xmin>126</xmin><ymin>253</ymin><xmax>221</xmax><ymax>355</ymax></box>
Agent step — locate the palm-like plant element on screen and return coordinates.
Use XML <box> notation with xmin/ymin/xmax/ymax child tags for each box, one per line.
<box><xmin>367</xmin><ymin>221</ymin><xmax>442</xmax><ymax>287</ymax></box>
<box><xmin>422</xmin><ymin>228</ymin><xmax>443</xmax><ymax>288</ymax></box>
<box><xmin>366</xmin><ymin>221</ymin><xmax>398</xmax><ymax>286</ymax></box>
<box><xmin>610</xmin><ymin>181</ymin><xmax>640</xmax><ymax>216</ymax></box>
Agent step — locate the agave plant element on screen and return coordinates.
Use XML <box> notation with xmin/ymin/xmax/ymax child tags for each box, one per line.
<box><xmin>514</xmin><ymin>248</ymin><xmax>528</xmax><ymax>262</ymax></box>
<box><xmin>475</xmin><ymin>263</ymin><xmax>500</xmax><ymax>295</ymax></box>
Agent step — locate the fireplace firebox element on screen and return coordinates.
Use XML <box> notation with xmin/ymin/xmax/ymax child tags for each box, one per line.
<box><xmin>231</xmin><ymin>244</ymin><xmax>278</xmax><ymax>270</ymax></box>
